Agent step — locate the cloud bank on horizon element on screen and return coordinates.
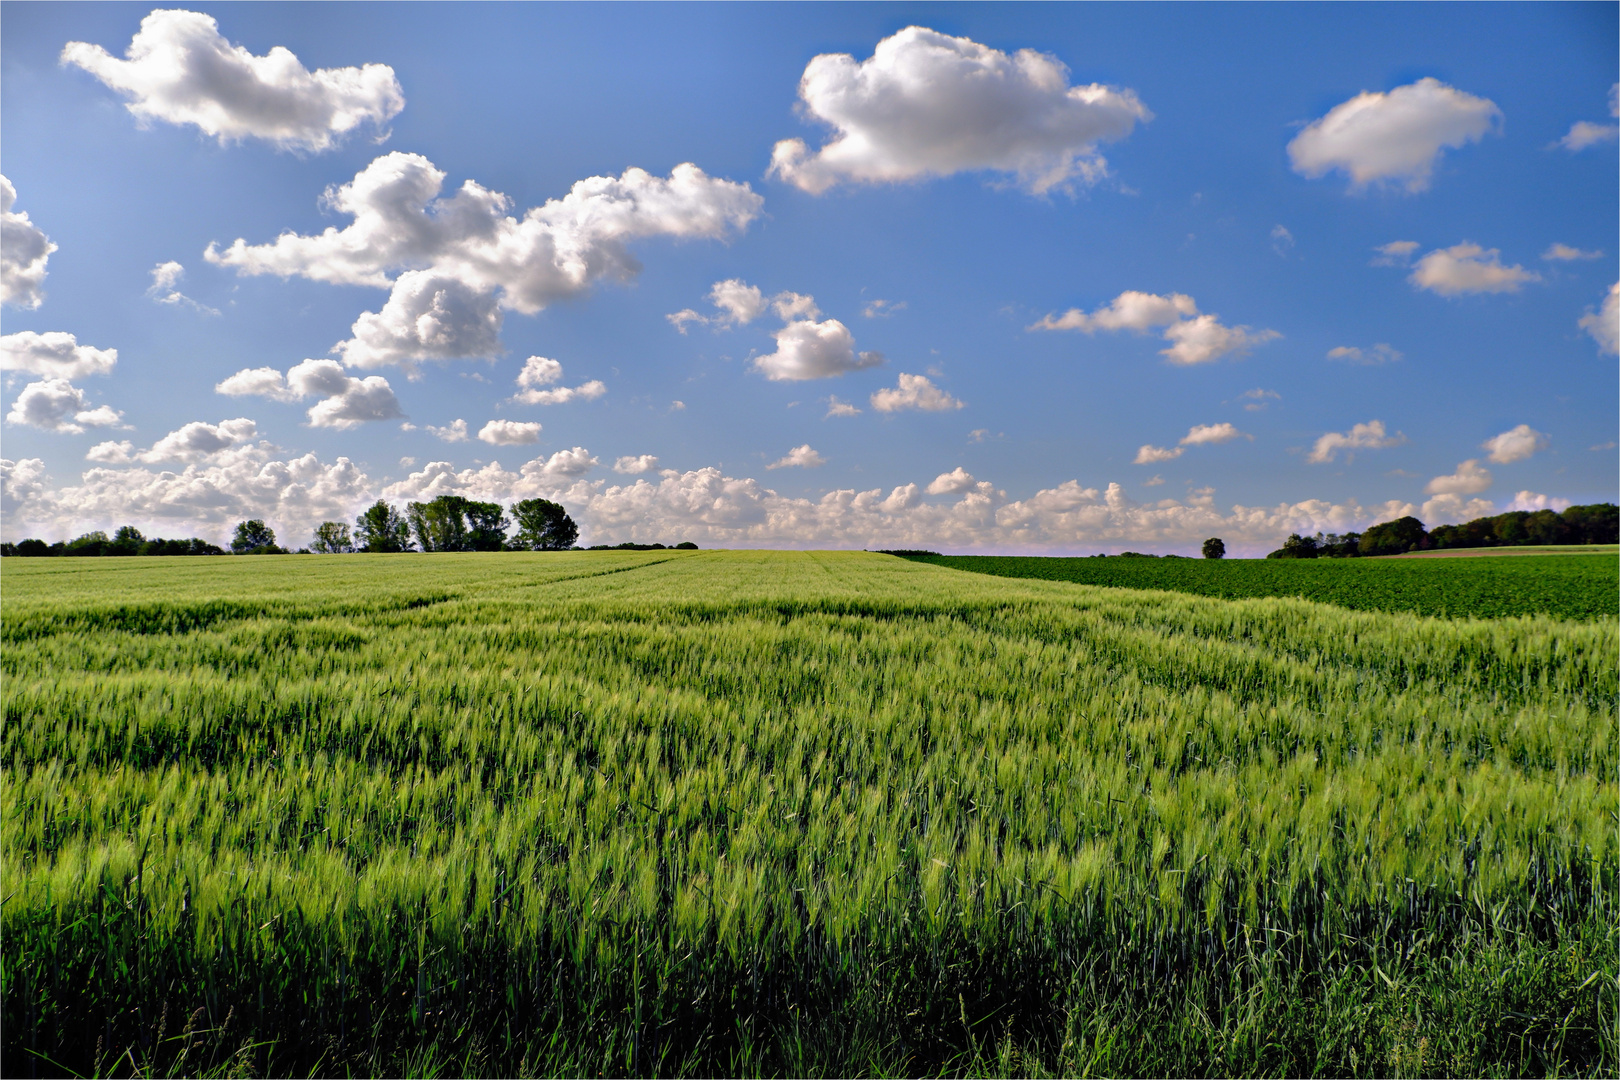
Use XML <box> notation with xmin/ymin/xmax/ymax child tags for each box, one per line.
<box><xmin>1</xmin><ymin>9</ymin><xmax>1614</xmax><ymax>553</ymax></box>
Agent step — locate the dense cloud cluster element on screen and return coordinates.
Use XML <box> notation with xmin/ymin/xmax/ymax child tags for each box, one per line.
<box><xmin>208</xmin><ymin>153</ymin><xmax>764</xmax><ymax>368</ymax></box>
<box><xmin>216</xmin><ymin>360</ymin><xmax>405</xmax><ymax>429</ymax></box>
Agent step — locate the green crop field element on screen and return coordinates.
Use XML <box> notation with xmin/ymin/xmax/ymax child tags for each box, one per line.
<box><xmin>4</xmin><ymin>552</ymin><xmax>1615</xmax><ymax>1078</ymax></box>
<box><xmin>895</xmin><ymin>552</ymin><xmax>1620</xmax><ymax>620</ymax></box>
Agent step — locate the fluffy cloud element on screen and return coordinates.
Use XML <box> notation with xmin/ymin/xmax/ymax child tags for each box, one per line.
<box><xmin>869</xmin><ymin>372</ymin><xmax>964</xmax><ymax>413</ymax></box>
<box><xmin>1371</xmin><ymin>240</ymin><xmax>1419</xmax><ymax>265</ymax></box>
<box><xmin>613</xmin><ymin>454</ymin><xmax>659</xmax><ymax>475</ymax></box>
<box><xmin>824</xmin><ymin>396</ymin><xmax>861</xmax><ymax>418</ymax></box>
<box><xmin>380</xmin><ymin>448</ymin><xmax>598</xmax><ymax>505</ymax></box>
<box><xmin>5</xmin><ymin>379</ymin><xmax>125</xmax><ymax>433</ymax></box>
<box><xmin>1</xmin><ymin>331</ymin><xmax>118</xmax><ymax>379</ymax></box>
<box><xmin>1578</xmin><ymin>282</ymin><xmax>1618</xmax><ymax>355</ymax></box>
<box><xmin>216</xmin><ymin>359</ymin><xmax>404</xmax><ymax>429</ymax></box>
<box><xmin>1030</xmin><ymin>290</ymin><xmax>1195</xmax><ymax>333</ymax></box>
<box><xmin>767</xmin><ymin>444</ymin><xmax>826</xmax><ymax>470</ymax></box>
<box><xmin>426</xmin><ymin>419</ymin><xmax>468</xmax><ymax>443</ymax></box>
<box><xmin>926</xmin><ymin>467</ymin><xmax>976</xmax><ymax>495</ymax></box>
<box><xmin>1306</xmin><ymin>420</ymin><xmax>1406</xmax><ymax>464</ymax></box>
<box><xmin>1481</xmin><ymin>424</ymin><xmax>1549</xmax><ymax>464</ymax></box>
<box><xmin>335</xmin><ymin>271</ymin><xmax>504</xmax><ymax>369</ymax></box>
<box><xmin>1161</xmin><ymin>316</ymin><xmax>1280</xmax><ymax>366</ymax></box>
<box><xmin>508</xmin><ymin>356</ymin><xmax>606</xmax><ymax>405</ymax></box>
<box><xmin>1031</xmin><ymin>290</ymin><xmax>1277</xmax><ymax>365</ymax></box>
<box><xmin>1</xmin><ymin>176</ymin><xmax>55</xmax><ymax>309</ymax></box>
<box><xmin>1504</xmin><ymin>491</ymin><xmax>1572</xmax><ymax>513</ymax></box>
<box><xmin>61</xmin><ymin>9</ymin><xmax>404</xmax><ymax>152</ymax></box>
<box><xmin>1419</xmin><ymin>492</ymin><xmax>1499</xmax><ymax>525</ymax></box>
<box><xmin>1556</xmin><ymin>84</ymin><xmax>1619</xmax><ymax>151</ymax></box>
<box><xmin>477</xmin><ymin>419</ymin><xmax>542</xmax><ymax>446</ymax></box>
<box><xmin>146</xmin><ymin>260</ymin><xmax>219</xmax><ymax>315</ymax></box>
<box><xmin>141</xmin><ymin>418</ymin><xmax>259</xmax><ymax>462</ymax></box>
<box><xmin>753</xmin><ymin>318</ymin><xmax>883</xmax><ymax>381</ymax></box>
<box><xmin>669</xmin><ymin>280</ymin><xmax>823</xmax><ymax>333</ymax></box>
<box><xmin>1133</xmin><ymin>444</ymin><xmax>1183</xmax><ymax>465</ymax></box>
<box><xmin>209</xmin><ymin>153</ymin><xmax>761</xmax><ymax>304</ymax></box>
<box><xmin>1134</xmin><ymin>422</ymin><xmax>1248</xmax><ymax>465</ymax></box>
<box><xmin>1408</xmin><ymin>243</ymin><xmax>1539</xmax><ymax>296</ymax></box>
<box><xmin>1287</xmin><ymin>78</ymin><xmax>1500</xmax><ymax>192</ymax></box>
<box><xmin>208</xmin><ymin>153</ymin><xmax>763</xmax><ymax>365</ymax></box>
<box><xmin>3</xmin><ymin>449</ymin><xmax>371</xmax><ymax>545</ymax></box>
<box><xmin>1542</xmin><ymin>243</ymin><xmax>1603</xmax><ymax>262</ymax></box>
<box><xmin>1327</xmin><ymin>343</ymin><xmax>1403</xmax><ymax>365</ymax></box>
<box><xmin>1425</xmin><ymin>459</ymin><xmax>1492</xmax><ymax>496</ymax></box>
<box><xmin>862</xmin><ymin>299</ymin><xmax>905</xmax><ymax>318</ymax></box>
<box><xmin>770</xmin><ymin>27</ymin><xmax>1149</xmax><ymax>195</ymax></box>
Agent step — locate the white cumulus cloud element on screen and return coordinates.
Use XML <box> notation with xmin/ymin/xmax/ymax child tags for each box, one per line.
<box><xmin>208</xmin><ymin>152</ymin><xmax>763</xmax><ymax>365</ymax></box>
<box><xmin>1135</xmin><ymin>422</ymin><xmax>1249</xmax><ymax>465</ymax></box>
<box><xmin>769</xmin><ymin>26</ymin><xmax>1150</xmax><ymax>195</ymax></box>
<box><xmin>1371</xmin><ymin>240</ymin><xmax>1420</xmax><ymax>266</ymax></box>
<box><xmin>1504</xmin><ymin>491</ymin><xmax>1572</xmax><ymax>513</ymax></box>
<box><xmin>1408</xmin><ymin>243</ymin><xmax>1539</xmax><ymax>296</ymax></box>
<box><xmin>1425</xmin><ymin>459</ymin><xmax>1493</xmax><ymax>496</ymax></box>
<box><xmin>1133</xmin><ymin>444</ymin><xmax>1183</xmax><ymax>465</ymax></box>
<box><xmin>61</xmin><ymin>9</ymin><xmax>403</xmax><ymax>152</ymax></box>
<box><xmin>1031</xmin><ymin>290</ymin><xmax>1277</xmax><ymax>365</ymax></box>
<box><xmin>5</xmin><ymin>379</ymin><xmax>125</xmax><ymax>433</ymax></box>
<box><xmin>753</xmin><ymin>318</ymin><xmax>883</xmax><ymax>381</ymax></box>
<box><xmin>613</xmin><ymin>454</ymin><xmax>659</xmax><ymax>475</ymax></box>
<box><xmin>1287</xmin><ymin>78</ymin><xmax>1500</xmax><ymax>192</ymax></box>
<box><xmin>1482</xmin><ymin>424</ymin><xmax>1549</xmax><ymax>465</ymax></box>
<box><xmin>869</xmin><ymin>372</ymin><xmax>964</xmax><ymax>412</ymax></box>
<box><xmin>335</xmin><ymin>271</ymin><xmax>504</xmax><ymax>369</ymax></box>
<box><xmin>669</xmin><ymin>280</ymin><xmax>824</xmax><ymax>333</ymax></box>
<box><xmin>509</xmin><ymin>357</ymin><xmax>606</xmax><ymax>406</ymax></box>
<box><xmin>926</xmin><ymin>467</ymin><xmax>977</xmax><ymax>495</ymax></box>
<box><xmin>141</xmin><ymin>418</ymin><xmax>259</xmax><ymax>462</ymax></box>
<box><xmin>1327</xmin><ymin>343</ymin><xmax>1403</xmax><ymax>365</ymax></box>
<box><xmin>1578</xmin><ymin>282</ymin><xmax>1618</xmax><ymax>355</ymax></box>
<box><xmin>824</xmin><ymin>396</ymin><xmax>861</xmax><ymax>418</ymax></box>
<box><xmin>767</xmin><ymin>444</ymin><xmax>826</xmax><ymax>470</ymax></box>
<box><xmin>1307</xmin><ymin>420</ymin><xmax>1406</xmax><ymax>464</ymax></box>
<box><xmin>1</xmin><ymin>176</ymin><xmax>56</xmax><ymax>309</ymax></box>
<box><xmin>1556</xmin><ymin>84</ymin><xmax>1619</xmax><ymax>151</ymax></box>
<box><xmin>216</xmin><ymin>359</ymin><xmax>404</xmax><ymax>429</ymax></box>
<box><xmin>426</xmin><ymin>419</ymin><xmax>468</xmax><ymax>443</ymax></box>
<box><xmin>477</xmin><ymin>419</ymin><xmax>542</xmax><ymax>446</ymax></box>
<box><xmin>1</xmin><ymin>331</ymin><xmax>117</xmax><ymax>379</ymax></box>
<box><xmin>1542</xmin><ymin>243</ymin><xmax>1603</xmax><ymax>261</ymax></box>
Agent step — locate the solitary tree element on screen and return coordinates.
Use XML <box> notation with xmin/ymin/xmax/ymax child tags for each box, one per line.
<box><xmin>311</xmin><ymin>521</ymin><xmax>355</xmax><ymax>554</ymax></box>
<box><xmin>1201</xmin><ymin>537</ymin><xmax>1226</xmax><ymax>559</ymax></box>
<box><xmin>511</xmin><ymin>498</ymin><xmax>579</xmax><ymax>550</ymax></box>
<box><xmin>231</xmin><ymin>519</ymin><xmax>277</xmax><ymax>554</ymax></box>
<box><xmin>354</xmin><ymin>500</ymin><xmax>413</xmax><ymax>552</ymax></box>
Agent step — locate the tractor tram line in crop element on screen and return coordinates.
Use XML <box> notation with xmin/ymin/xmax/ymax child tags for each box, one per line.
<box><xmin>2</xmin><ymin>551</ymin><xmax>1614</xmax><ymax>1077</ymax></box>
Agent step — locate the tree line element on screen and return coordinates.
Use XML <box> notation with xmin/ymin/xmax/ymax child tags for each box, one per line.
<box><xmin>1264</xmin><ymin>502</ymin><xmax>1618</xmax><ymax>559</ymax></box>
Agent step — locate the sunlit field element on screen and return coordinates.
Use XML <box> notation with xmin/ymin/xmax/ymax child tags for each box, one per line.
<box><xmin>4</xmin><ymin>551</ymin><xmax>1615</xmax><ymax>1077</ymax></box>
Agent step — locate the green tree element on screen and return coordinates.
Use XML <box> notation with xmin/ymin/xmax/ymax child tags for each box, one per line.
<box><xmin>310</xmin><ymin>521</ymin><xmax>355</xmax><ymax>554</ymax></box>
<box><xmin>511</xmin><ymin>498</ymin><xmax>579</xmax><ymax>550</ymax></box>
<box><xmin>1359</xmin><ymin>516</ymin><xmax>1428</xmax><ymax>557</ymax></box>
<box><xmin>1201</xmin><ymin>537</ymin><xmax>1225</xmax><ymax>559</ymax></box>
<box><xmin>408</xmin><ymin>496</ymin><xmax>471</xmax><ymax>552</ymax></box>
<box><xmin>354</xmin><ymin>500</ymin><xmax>413</xmax><ymax>552</ymax></box>
<box><xmin>109</xmin><ymin>526</ymin><xmax>145</xmax><ymax>556</ymax></box>
<box><xmin>230</xmin><ymin>520</ymin><xmax>278</xmax><ymax>554</ymax></box>
<box><xmin>464</xmin><ymin>500</ymin><xmax>510</xmax><ymax>551</ymax></box>
<box><xmin>1266</xmin><ymin>533</ymin><xmax>1319</xmax><ymax>559</ymax></box>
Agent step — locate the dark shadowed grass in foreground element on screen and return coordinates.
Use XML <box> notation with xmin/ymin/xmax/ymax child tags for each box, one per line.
<box><xmin>3</xmin><ymin>552</ymin><xmax>1614</xmax><ymax>1077</ymax></box>
<box><xmin>894</xmin><ymin>552</ymin><xmax>1619</xmax><ymax>620</ymax></box>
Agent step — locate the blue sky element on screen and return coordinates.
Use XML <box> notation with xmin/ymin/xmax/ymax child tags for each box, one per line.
<box><xmin>3</xmin><ymin>2</ymin><xmax>1615</xmax><ymax>553</ymax></box>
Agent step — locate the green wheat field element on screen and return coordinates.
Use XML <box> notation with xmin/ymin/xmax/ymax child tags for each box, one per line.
<box><xmin>3</xmin><ymin>551</ymin><xmax>1616</xmax><ymax>1077</ymax></box>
